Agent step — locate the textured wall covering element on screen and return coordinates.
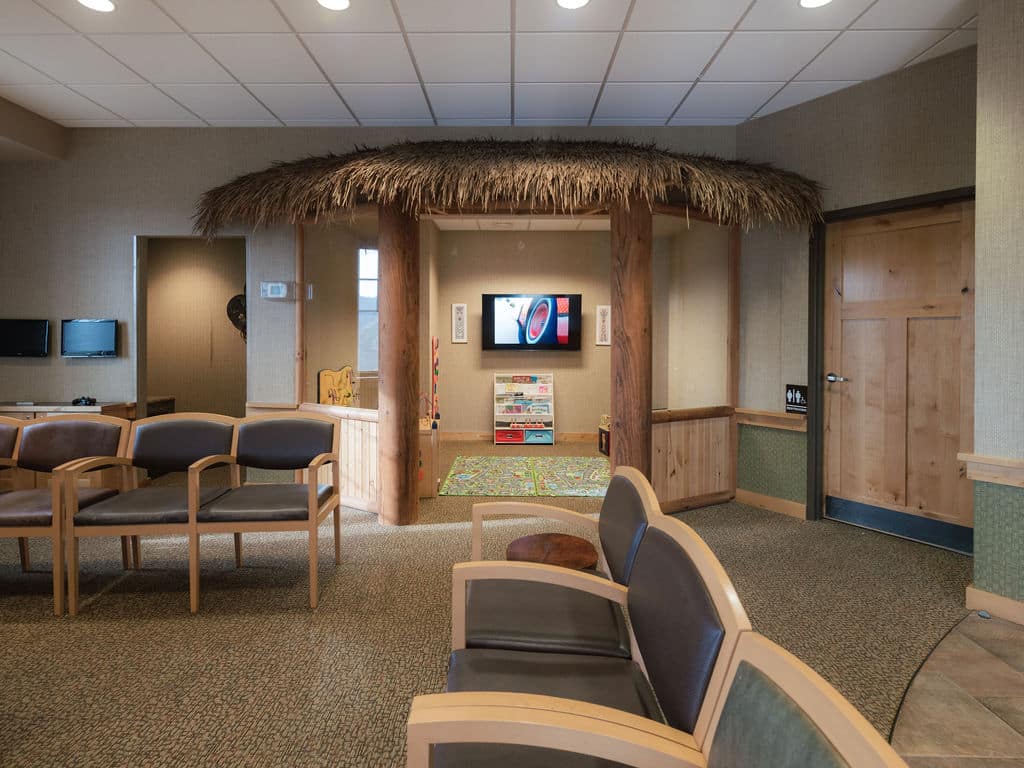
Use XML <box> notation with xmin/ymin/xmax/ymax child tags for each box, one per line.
<box><xmin>0</xmin><ymin>125</ymin><xmax>734</xmax><ymax>405</ymax></box>
<box><xmin>974</xmin><ymin>483</ymin><xmax>1024</xmax><ymax>601</ymax></box>
<box><xmin>737</xmin><ymin>425</ymin><xmax>807</xmax><ymax>504</ymax></box>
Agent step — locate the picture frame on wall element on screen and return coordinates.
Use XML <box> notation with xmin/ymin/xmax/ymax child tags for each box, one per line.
<box><xmin>596</xmin><ymin>305</ymin><xmax>611</xmax><ymax>346</ymax></box>
<box><xmin>451</xmin><ymin>303</ymin><xmax>468</xmax><ymax>343</ymax></box>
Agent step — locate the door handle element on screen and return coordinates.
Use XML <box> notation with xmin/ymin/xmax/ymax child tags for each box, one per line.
<box><xmin>826</xmin><ymin>372</ymin><xmax>849</xmax><ymax>383</ymax></box>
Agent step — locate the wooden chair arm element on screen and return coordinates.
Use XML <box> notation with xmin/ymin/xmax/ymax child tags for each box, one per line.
<box><xmin>407</xmin><ymin>692</ymin><xmax>702</xmax><ymax>768</ymax></box>
<box><xmin>187</xmin><ymin>455</ymin><xmax>238</xmax><ymax>523</ymax></box>
<box><xmin>0</xmin><ymin>457</ymin><xmax>15</xmax><ymax>468</ymax></box>
<box><xmin>308</xmin><ymin>452</ymin><xmax>338</xmax><ymax>470</ymax></box>
<box><xmin>471</xmin><ymin>502</ymin><xmax>599</xmax><ymax>560</ymax></box>
<box><xmin>187</xmin><ymin>454</ymin><xmax>237</xmax><ymax>473</ymax></box>
<box><xmin>54</xmin><ymin>455</ymin><xmax>131</xmax><ymax>477</ymax></box>
<box><xmin>451</xmin><ymin>562</ymin><xmax>627</xmax><ymax>650</ymax></box>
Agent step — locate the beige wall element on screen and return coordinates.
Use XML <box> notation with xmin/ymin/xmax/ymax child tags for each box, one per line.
<box><xmin>146</xmin><ymin>238</ymin><xmax>246</xmax><ymax>417</ymax></box>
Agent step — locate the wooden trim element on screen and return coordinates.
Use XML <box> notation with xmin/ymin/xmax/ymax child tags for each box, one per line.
<box><xmin>823</xmin><ymin>187</ymin><xmax>976</xmax><ymax>223</ymax></box>
<box><xmin>245</xmin><ymin>402</ymin><xmax>299</xmax><ymax>415</ymax></box>
<box><xmin>660</xmin><ymin>490</ymin><xmax>733</xmax><ymax>514</ymax></box>
<box><xmin>651</xmin><ymin>406</ymin><xmax>733</xmax><ymax>424</ymax></box>
<box><xmin>966</xmin><ymin>585</ymin><xmax>1024</xmax><ymax>626</ymax></box>
<box><xmin>471</xmin><ymin>501</ymin><xmax>599</xmax><ymax>561</ymax></box>
<box><xmin>735</xmin><ymin>488</ymin><xmax>806</xmax><ymax>519</ymax></box>
<box><xmin>735</xmin><ymin>409</ymin><xmax>807</xmax><ymax>432</ymax></box>
<box><xmin>299</xmin><ymin>402</ymin><xmax>379</xmax><ymax>423</ymax></box>
<box><xmin>959</xmin><ymin>453</ymin><xmax>1024</xmax><ymax>488</ymax></box>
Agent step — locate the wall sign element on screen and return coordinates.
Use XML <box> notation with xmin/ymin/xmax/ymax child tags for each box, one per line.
<box><xmin>595</xmin><ymin>305</ymin><xmax>611</xmax><ymax>346</ymax></box>
<box><xmin>451</xmin><ymin>303</ymin><xmax>468</xmax><ymax>343</ymax></box>
<box><xmin>785</xmin><ymin>384</ymin><xmax>807</xmax><ymax>414</ymax></box>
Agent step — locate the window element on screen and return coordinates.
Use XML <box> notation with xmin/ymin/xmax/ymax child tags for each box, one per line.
<box><xmin>357</xmin><ymin>248</ymin><xmax>379</xmax><ymax>372</ymax></box>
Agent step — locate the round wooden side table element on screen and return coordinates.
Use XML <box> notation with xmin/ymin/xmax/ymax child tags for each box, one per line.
<box><xmin>506</xmin><ymin>532</ymin><xmax>599</xmax><ymax>571</ymax></box>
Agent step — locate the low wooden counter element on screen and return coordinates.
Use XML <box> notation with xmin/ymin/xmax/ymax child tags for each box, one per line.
<box><xmin>650</xmin><ymin>405</ymin><xmax>734</xmax><ymax>513</ymax></box>
<box><xmin>0</xmin><ymin>396</ymin><xmax>174</xmax><ymax>420</ymax></box>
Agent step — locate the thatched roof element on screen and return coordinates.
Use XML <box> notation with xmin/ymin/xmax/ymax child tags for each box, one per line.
<box><xmin>194</xmin><ymin>139</ymin><xmax>822</xmax><ymax>236</ymax></box>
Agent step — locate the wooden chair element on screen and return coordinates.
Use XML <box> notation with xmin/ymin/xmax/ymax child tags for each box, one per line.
<box><xmin>408</xmin><ymin>631</ymin><xmax>908</xmax><ymax>768</ymax></box>
<box><xmin>459</xmin><ymin>466</ymin><xmax>661</xmax><ymax>659</ymax></box>
<box><xmin>188</xmin><ymin>412</ymin><xmax>340</xmax><ymax>613</ymax></box>
<box><xmin>61</xmin><ymin>413</ymin><xmax>237</xmax><ymax>615</ymax></box>
<box><xmin>0</xmin><ymin>414</ymin><xmax>129</xmax><ymax>615</ymax></box>
<box><xmin>0</xmin><ymin>416</ymin><xmax>24</xmax><ymax>566</ymax></box>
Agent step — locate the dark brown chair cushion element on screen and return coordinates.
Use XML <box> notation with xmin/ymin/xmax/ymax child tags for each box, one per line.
<box><xmin>433</xmin><ymin>744</ymin><xmax>632</xmax><ymax>768</ymax></box>
<box><xmin>597</xmin><ymin>474</ymin><xmax>650</xmax><ymax>585</ymax></box>
<box><xmin>74</xmin><ymin>486</ymin><xmax>230</xmax><ymax>526</ymax></box>
<box><xmin>0</xmin><ymin>487</ymin><xmax>116</xmax><ymax>527</ymax></box>
<box><xmin>235</xmin><ymin>419</ymin><xmax>334</xmax><ymax>470</ymax></box>
<box><xmin>0</xmin><ymin>423</ymin><xmax>18</xmax><ymax>460</ymax></box>
<box><xmin>17</xmin><ymin>420</ymin><xmax>122</xmax><ymax>473</ymax></box>
<box><xmin>132</xmin><ymin>419</ymin><xmax>234</xmax><ymax>474</ymax></box>
<box><xmin>198</xmin><ymin>484</ymin><xmax>333</xmax><ymax>523</ymax></box>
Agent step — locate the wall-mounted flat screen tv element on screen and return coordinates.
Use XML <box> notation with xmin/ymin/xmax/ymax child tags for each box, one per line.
<box><xmin>61</xmin><ymin>319</ymin><xmax>117</xmax><ymax>358</ymax></box>
<box><xmin>482</xmin><ymin>294</ymin><xmax>582</xmax><ymax>351</ymax></box>
<box><xmin>0</xmin><ymin>319</ymin><xmax>50</xmax><ymax>357</ymax></box>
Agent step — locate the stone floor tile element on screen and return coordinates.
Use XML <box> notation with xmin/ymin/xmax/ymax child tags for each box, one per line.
<box><xmin>982</xmin><ymin>698</ymin><xmax>1024</xmax><ymax>737</ymax></box>
<box><xmin>924</xmin><ymin>631</ymin><xmax>1024</xmax><ymax>698</ymax></box>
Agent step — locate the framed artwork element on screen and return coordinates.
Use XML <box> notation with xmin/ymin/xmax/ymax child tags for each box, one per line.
<box><xmin>596</xmin><ymin>305</ymin><xmax>611</xmax><ymax>346</ymax></box>
<box><xmin>452</xmin><ymin>303</ymin><xmax>468</xmax><ymax>343</ymax></box>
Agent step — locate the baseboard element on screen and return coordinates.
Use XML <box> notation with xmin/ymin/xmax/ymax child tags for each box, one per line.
<box><xmin>735</xmin><ymin>488</ymin><xmax>806</xmax><ymax>519</ymax></box>
<box><xmin>966</xmin><ymin>584</ymin><xmax>1024</xmax><ymax>626</ymax></box>
<box><xmin>662</xmin><ymin>490</ymin><xmax>734</xmax><ymax>514</ymax></box>
<box><xmin>826</xmin><ymin>496</ymin><xmax>973</xmax><ymax>554</ymax></box>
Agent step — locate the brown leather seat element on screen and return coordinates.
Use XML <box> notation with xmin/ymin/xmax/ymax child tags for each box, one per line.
<box><xmin>198</xmin><ymin>484</ymin><xmax>333</xmax><ymax>523</ymax></box>
<box><xmin>74</xmin><ymin>486</ymin><xmax>229</xmax><ymax>526</ymax></box>
<box><xmin>0</xmin><ymin>487</ymin><xmax>116</xmax><ymax>527</ymax></box>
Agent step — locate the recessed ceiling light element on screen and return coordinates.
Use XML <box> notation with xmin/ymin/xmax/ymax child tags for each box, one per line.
<box><xmin>557</xmin><ymin>0</ymin><xmax>590</xmax><ymax>9</ymax></box>
<box><xmin>77</xmin><ymin>0</ymin><xmax>115</xmax><ymax>11</ymax></box>
<box><xmin>798</xmin><ymin>0</ymin><xmax>833</xmax><ymax>7</ymax></box>
<box><xmin>317</xmin><ymin>0</ymin><xmax>351</xmax><ymax>9</ymax></box>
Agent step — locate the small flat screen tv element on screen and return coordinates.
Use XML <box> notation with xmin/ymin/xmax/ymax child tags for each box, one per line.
<box><xmin>61</xmin><ymin>319</ymin><xmax>117</xmax><ymax>358</ymax></box>
<box><xmin>482</xmin><ymin>294</ymin><xmax>582</xmax><ymax>351</ymax></box>
<box><xmin>0</xmin><ymin>319</ymin><xmax>50</xmax><ymax>357</ymax></box>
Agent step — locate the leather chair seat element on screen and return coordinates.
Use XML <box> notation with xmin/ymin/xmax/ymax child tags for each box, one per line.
<box><xmin>433</xmin><ymin>743</ymin><xmax>632</xmax><ymax>768</ymax></box>
<box><xmin>0</xmin><ymin>487</ymin><xmax>116</xmax><ymax>527</ymax></box>
<box><xmin>74</xmin><ymin>486</ymin><xmax>229</xmax><ymax>526</ymax></box>
<box><xmin>198</xmin><ymin>484</ymin><xmax>333</xmax><ymax>523</ymax></box>
<box><xmin>465</xmin><ymin>579</ymin><xmax>631</xmax><ymax>658</ymax></box>
<box><xmin>447</xmin><ymin>648</ymin><xmax>664</xmax><ymax>723</ymax></box>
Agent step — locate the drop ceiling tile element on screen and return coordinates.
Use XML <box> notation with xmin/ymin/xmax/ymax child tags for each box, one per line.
<box><xmin>359</xmin><ymin>118</ymin><xmax>436</xmax><ymax>126</ymax></box>
<box><xmin>528</xmin><ymin>218</ymin><xmax>581</xmax><ymax>230</ymax></box>
<box><xmin>302</xmin><ymin>34</ymin><xmax>416</xmax><ymax>83</ymax></box>
<box><xmin>133</xmin><ymin>119</ymin><xmax>207</xmax><ymax>126</ymax></box>
<box><xmin>964</xmin><ymin>16</ymin><xmax>978</xmax><ymax>28</ymax></box>
<box><xmin>426</xmin><ymin>83</ymin><xmax>510</xmax><ymax>119</ymax></box>
<box><xmin>590</xmin><ymin>117</ymin><xmax>667</xmax><ymax>125</ymax></box>
<box><xmin>610</xmin><ymin>32</ymin><xmax>726</xmax><ymax>81</ymax></box>
<box><xmin>283</xmin><ymin>119</ymin><xmax>359</xmax><ymax>126</ymax></box>
<box><xmin>0</xmin><ymin>50</ymin><xmax>53</xmax><ymax>85</ymax></box>
<box><xmin>410</xmin><ymin>34</ymin><xmax>510</xmax><ymax>83</ymax></box>
<box><xmin>73</xmin><ymin>84</ymin><xmax>198</xmax><ymax>120</ymax></box>
<box><xmin>909</xmin><ymin>29</ymin><xmax>978</xmax><ymax>66</ymax></box>
<box><xmin>667</xmin><ymin>116</ymin><xmax>745</xmax><ymax>126</ymax></box>
<box><xmin>854</xmin><ymin>0</ymin><xmax>977</xmax><ymax>30</ymax></box>
<box><xmin>275</xmin><ymin>0</ymin><xmax>399</xmax><ymax>32</ymax></box>
<box><xmin>703</xmin><ymin>31</ymin><xmax>837</xmax><ymax>81</ymax></box>
<box><xmin>797</xmin><ymin>29</ymin><xmax>947</xmax><ymax>81</ymax></box>
<box><xmin>396</xmin><ymin>0</ymin><xmax>509</xmax><ymax>32</ymax></box>
<box><xmin>335</xmin><ymin>83</ymin><xmax>431</xmax><ymax>120</ymax></box>
<box><xmin>577</xmin><ymin>218</ymin><xmax>611</xmax><ymax>230</ymax></box>
<box><xmin>91</xmin><ymin>34</ymin><xmax>233</xmax><ymax>83</ymax></box>
<box><xmin>628</xmin><ymin>0</ymin><xmax>750</xmax><ymax>31</ymax></box>
<box><xmin>517</xmin><ymin>0</ymin><xmax>629</xmax><ymax>32</ymax></box>
<box><xmin>479</xmin><ymin>218</ymin><xmax>530</xmax><ymax>231</ymax></box>
<box><xmin>196</xmin><ymin>34</ymin><xmax>323</xmax><ymax>83</ymax></box>
<box><xmin>515</xmin><ymin>118</ymin><xmax>590</xmax><ymax>126</ymax></box>
<box><xmin>740</xmin><ymin>0</ymin><xmax>875</xmax><ymax>31</ymax></box>
<box><xmin>62</xmin><ymin>119</ymin><xmax>133</xmax><ymax>127</ymax></box>
<box><xmin>34</xmin><ymin>0</ymin><xmax>178</xmax><ymax>33</ymax></box>
<box><xmin>209</xmin><ymin>119</ymin><xmax>282</xmax><ymax>127</ymax></box>
<box><xmin>161</xmin><ymin>84</ymin><xmax>276</xmax><ymax>121</ymax></box>
<box><xmin>437</xmin><ymin>118</ymin><xmax>512</xmax><ymax>126</ymax></box>
<box><xmin>755</xmin><ymin>80</ymin><xmax>859</xmax><ymax>116</ymax></box>
<box><xmin>516</xmin><ymin>33</ymin><xmax>618</xmax><ymax>82</ymax></box>
<box><xmin>156</xmin><ymin>0</ymin><xmax>289</xmax><ymax>32</ymax></box>
<box><xmin>594</xmin><ymin>82</ymin><xmax>689</xmax><ymax>119</ymax></box>
<box><xmin>0</xmin><ymin>35</ymin><xmax>142</xmax><ymax>84</ymax></box>
<box><xmin>515</xmin><ymin>82</ymin><xmax>600</xmax><ymax>119</ymax></box>
<box><xmin>248</xmin><ymin>83</ymin><xmax>353</xmax><ymax>121</ymax></box>
<box><xmin>0</xmin><ymin>84</ymin><xmax>119</xmax><ymax>120</ymax></box>
<box><xmin>0</xmin><ymin>0</ymin><xmax>73</xmax><ymax>33</ymax></box>
<box><xmin>676</xmin><ymin>81</ymin><xmax>782</xmax><ymax>118</ymax></box>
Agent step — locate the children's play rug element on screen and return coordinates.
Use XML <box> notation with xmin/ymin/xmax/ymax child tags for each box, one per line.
<box><xmin>440</xmin><ymin>455</ymin><xmax>611</xmax><ymax>497</ymax></box>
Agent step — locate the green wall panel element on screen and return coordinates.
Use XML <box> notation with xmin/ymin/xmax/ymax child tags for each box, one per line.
<box><xmin>737</xmin><ymin>424</ymin><xmax>806</xmax><ymax>504</ymax></box>
<box><xmin>974</xmin><ymin>481</ymin><xmax>1024</xmax><ymax>601</ymax></box>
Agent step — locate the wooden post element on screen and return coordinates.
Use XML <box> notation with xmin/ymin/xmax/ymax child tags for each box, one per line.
<box><xmin>295</xmin><ymin>222</ymin><xmax>306</xmax><ymax>405</ymax></box>
<box><xmin>378</xmin><ymin>204</ymin><xmax>420</xmax><ymax>526</ymax></box>
<box><xmin>610</xmin><ymin>197</ymin><xmax>653</xmax><ymax>478</ymax></box>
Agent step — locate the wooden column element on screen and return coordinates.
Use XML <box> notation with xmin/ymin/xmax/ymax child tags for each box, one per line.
<box><xmin>610</xmin><ymin>197</ymin><xmax>653</xmax><ymax>478</ymax></box>
<box><xmin>377</xmin><ymin>204</ymin><xmax>420</xmax><ymax>526</ymax></box>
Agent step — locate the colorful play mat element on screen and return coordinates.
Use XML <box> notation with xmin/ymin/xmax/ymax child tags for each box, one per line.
<box><xmin>440</xmin><ymin>455</ymin><xmax>611</xmax><ymax>497</ymax></box>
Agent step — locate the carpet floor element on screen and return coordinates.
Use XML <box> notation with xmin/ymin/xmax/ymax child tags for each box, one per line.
<box><xmin>0</xmin><ymin>440</ymin><xmax>972</xmax><ymax>767</ymax></box>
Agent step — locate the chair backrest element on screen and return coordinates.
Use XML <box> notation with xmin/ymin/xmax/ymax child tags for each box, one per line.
<box><xmin>597</xmin><ymin>466</ymin><xmax>660</xmax><ymax>584</ymax></box>
<box><xmin>626</xmin><ymin>514</ymin><xmax>750</xmax><ymax>746</ymax></box>
<box><xmin>16</xmin><ymin>415</ymin><xmax>129</xmax><ymax>473</ymax></box>
<box><xmin>705</xmin><ymin>633</ymin><xmax>907</xmax><ymax>768</ymax></box>
<box><xmin>0</xmin><ymin>416</ymin><xmax>22</xmax><ymax>460</ymax></box>
<box><xmin>234</xmin><ymin>413</ymin><xmax>337</xmax><ymax>470</ymax></box>
<box><xmin>129</xmin><ymin>413</ymin><xmax>236</xmax><ymax>473</ymax></box>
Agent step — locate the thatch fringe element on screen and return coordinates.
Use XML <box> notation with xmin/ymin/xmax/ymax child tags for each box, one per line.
<box><xmin>194</xmin><ymin>139</ymin><xmax>822</xmax><ymax>237</ymax></box>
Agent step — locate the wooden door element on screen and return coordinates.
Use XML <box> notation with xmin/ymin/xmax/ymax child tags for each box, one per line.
<box><xmin>824</xmin><ymin>203</ymin><xmax>974</xmax><ymax>529</ymax></box>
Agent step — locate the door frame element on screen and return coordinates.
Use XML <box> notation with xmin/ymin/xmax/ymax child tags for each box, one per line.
<box><xmin>806</xmin><ymin>186</ymin><xmax>976</xmax><ymax>521</ymax></box>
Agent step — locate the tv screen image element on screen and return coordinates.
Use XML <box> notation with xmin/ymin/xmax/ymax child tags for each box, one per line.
<box><xmin>62</xmin><ymin>319</ymin><xmax>117</xmax><ymax>358</ymax></box>
<box><xmin>0</xmin><ymin>319</ymin><xmax>50</xmax><ymax>357</ymax></box>
<box><xmin>482</xmin><ymin>294</ymin><xmax>582</xmax><ymax>351</ymax></box>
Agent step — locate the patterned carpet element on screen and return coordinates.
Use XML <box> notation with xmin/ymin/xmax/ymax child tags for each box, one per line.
<box><xmin>0</xmin><ymin>441</ymin><xmax>972</xmax><ymax>767</ymax></box>
<box><xmin>440</xmin><ymin>455</ymin><xmax>610</xmax><ymax>497</ymax></box>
